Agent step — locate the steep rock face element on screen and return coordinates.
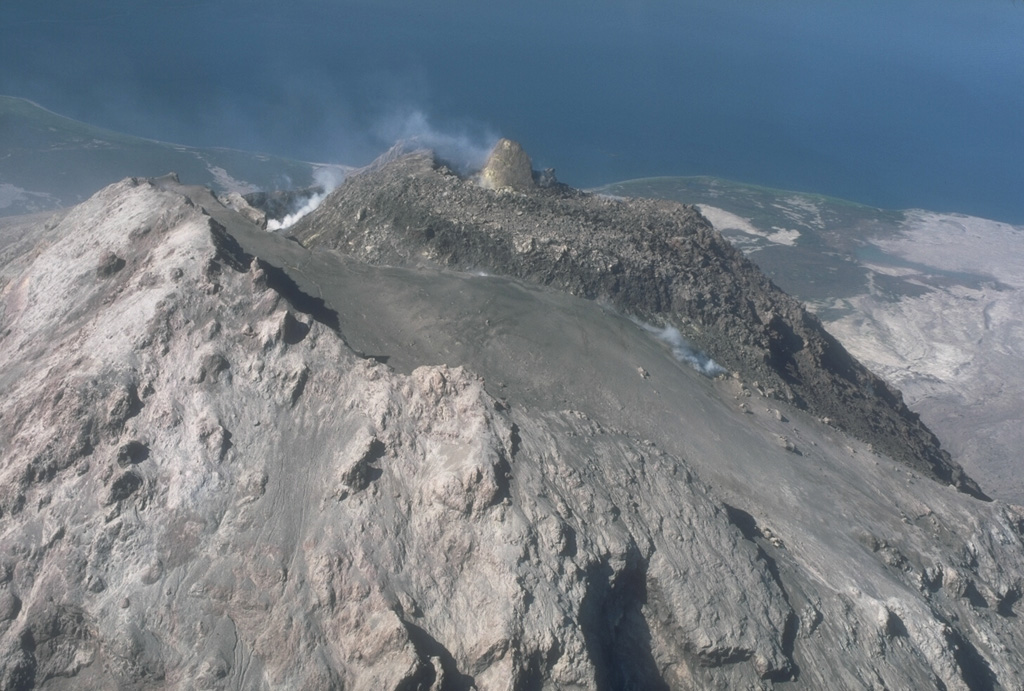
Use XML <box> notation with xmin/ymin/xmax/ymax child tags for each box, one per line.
<box><xmin>290</xmin><ymin>148</ymin><xmax>984</xmax><ymax>499</ymax></box>
<box><xmin>2</xmin><ymin>177</ymin><xmax>1024</xmax><ymax>690</ymax></box>
<box><xmin>0</xmin><ymin>179</ymin><xmax>793</xmax><ymax>689</ymax></box>
<box><xmin>479</xmin><ymin>139</ymin><xmax>535</xmax><ymax>191</ymax></box>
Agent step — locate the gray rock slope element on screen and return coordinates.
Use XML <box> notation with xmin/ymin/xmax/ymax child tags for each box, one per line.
<box><xmin>290</xmin><ymin>148</ymin><xmax>983</xmax><ymax>500</ymax></box>
<box><xmin>1</xmin><ymin>174</ymin><xmax>1023</xmax><ymax>689</ymax></box>
<box><xmin>596</xmin><ymin>176</ymin><xmax>1024</xmax><ymax>505</ymax></box>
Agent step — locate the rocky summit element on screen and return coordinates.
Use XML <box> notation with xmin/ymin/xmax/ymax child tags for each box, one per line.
<box><xmin>0</xmin><ymin>144</ymin><xmax>1022</xmax><ymax>690</ymax></box>
<box><xmin>291</xmin><ymin>147</ymin><xmax>984</xmax><ymax>501</ymax></box>
<box><xmin>479</xmin><ymin>139</ymin><xmax>536</xmax><ymax>192</ymax></box>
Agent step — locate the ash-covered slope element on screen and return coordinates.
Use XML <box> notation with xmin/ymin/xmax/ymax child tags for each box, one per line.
<box><xmin>290</xmin><ymin>144</ymin><xmax>984</xmax><ymax>500</ymax></box>
<box><xmin>2</xmin><ymin>174</ymin><xmax>1024</xmax><ymax>690</ymax></box>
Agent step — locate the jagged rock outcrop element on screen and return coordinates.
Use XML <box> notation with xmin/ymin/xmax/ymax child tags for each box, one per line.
<box><xmin>290</xmin><ymin>144</ymin><xmax>984</xmax><ymax>500</ymax></box>
<box><xmin>1</xmin><ymin>173</ymin><xmax>1023</xmax><ymax>690</ymax></box>
<box><xmin>218</xmin><ymin>192</ymin><xmax>267</xmax><ymax>228</ymax></box>
<box><xmin>479</xmin><ymin>138</ymin><xmax>535</xmax><ymax>191</ymax></box>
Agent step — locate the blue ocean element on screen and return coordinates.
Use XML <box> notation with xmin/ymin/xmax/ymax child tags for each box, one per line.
<box><xmin>2</xmin><ymin>0</ymin><xmax>1022</xmax><ymax>222</ymax></box>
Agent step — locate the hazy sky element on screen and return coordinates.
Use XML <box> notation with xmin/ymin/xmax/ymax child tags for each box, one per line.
<box><xmin>2</xmin><ymin>0</ymin><xmax>1023</xmax><ymax>221</ymax></box>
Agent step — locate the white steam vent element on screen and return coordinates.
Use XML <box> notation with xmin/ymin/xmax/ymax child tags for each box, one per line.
<box><xmin>266</xmin><ymin>166</ymin><xmax>347</xmax><ymax>231</ymax></box>
<box><xmin>638</xmin><ymin>321</ymin><xmax>728</xmax><ymax>377</ymax></box>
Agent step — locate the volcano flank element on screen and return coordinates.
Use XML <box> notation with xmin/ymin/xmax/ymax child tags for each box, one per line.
<box><xmin>0</xmin><ymin>141</ymin><xmax>1021</xmax><ymax>690</ymax></box>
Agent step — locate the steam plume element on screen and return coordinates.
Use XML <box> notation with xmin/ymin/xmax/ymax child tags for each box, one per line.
<box><xmin>638</xmin><ymin>321</ymin><xmax>728</xmax><ymax>377</ymax></box>
<box><xmin>266</xmin><ymin>166</ymin><xmax>348</xmax><ymax>231</ymax></box>
<box><xmin>375</xmin><ymin>109</ymin><xmax>498</xmax><ymax>173</ymax></box>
